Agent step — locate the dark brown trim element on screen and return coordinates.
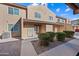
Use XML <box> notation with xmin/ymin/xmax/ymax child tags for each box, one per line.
<box><xmin>23</xmin><ymin>19</ymin><xmax>55</xmax><ymax>25</ymax></box>
<box><xmin>66</xmin><ymin>3</ymin><xmax>79</xmax><ymax>10</ymax></box>
<box><xmin>2</xmin><ymin>3</ymin><xmax>27</xmax><ymax>10</ymax></box>
<box><xmin>66</xmin><ymin>3</ymin><xmax>79</xmax><ymax>14</ymax></box>
<box><xmin>56</xmin><ymin>16</ymin><xmax>66</xmax><ymax>20</ymax></box>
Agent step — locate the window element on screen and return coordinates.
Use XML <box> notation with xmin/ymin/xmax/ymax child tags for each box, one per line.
<box><xmin>58</xmin><ymin>19</ymin><xmax>60</xmax><ymax>22</ymax></box>
<box><xmin>8</xmin><ymin>7</ymin><xmax>13</xmax><ymax>15</ymax></box>
<box><xmin>13</xmin><ymin>24</ymin><xmax>20</xmax><ymax>32</ymax></box>
<box><xmin>14</xmin><ymin>8</ymin><xmax>19</xmax><ymax>15</ymax></box>
<box><xmin>8</xmin><ymin>24</ymin><xmax>20</xmax><ymax>32</ymax></box>
<box><xmin>8</xmin><ymin>7</ymin><xmax>19</xmax><ymax>15</ymax></box>
<box><xmin>49</xmin><ymin>16</ymin><xmax>53</xmax><ymax>20</ymax></box>
<box><xmin>8</xmin><ymin>24</ymin><xmax>14</xmax><ymax>31</ymax></box>
<box><xmin>62</xmin><ymin>19</ymin><xmax>64</xmax><ymax>22</ymax></box>
<box><xmin>58</xmin><ymin>19</ymin><xmax>64</xmax><ymax>23</ymax></box>
<box><xmin>34</xmin><ymin>26</ymin><xmax>39</xmax><ymax>33</ymax></box>
<box><xmin>35</xmin><ymin>12</ymin><xmax>41</xmax><ymax>19</ymax></box>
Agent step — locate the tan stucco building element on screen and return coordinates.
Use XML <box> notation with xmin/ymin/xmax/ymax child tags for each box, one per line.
<box><xmin>54</xmin><ymin>16</ymin><xmax>73</xmax><ymax>32</ymax></box>
<box><xmin>0</xmin><ymin>3</ymin><xmax>73</xmax><ymax>39</ymax></box>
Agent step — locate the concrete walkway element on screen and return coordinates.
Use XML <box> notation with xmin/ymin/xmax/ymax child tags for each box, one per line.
<box><xmin>39</xmin><ymin>39</ymin><xmax>79</xmax><ymax>56</ymax></box>
<box><xmin>20</xmin><ymin>39</ymin><xmax>37</xmax><ymax>56</ymax></box>
<box><xmin>20</xmin><ymin>38</ymin><xmax>79</xmax><ymax>56</ymax></box>
<box><xmin>20</xmin><ymin>32</ymin><xmax>79</xmax><ymax>56</ymax></box>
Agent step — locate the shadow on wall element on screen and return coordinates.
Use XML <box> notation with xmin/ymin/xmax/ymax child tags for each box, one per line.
<box><xmin>11</xmin><ymin>18</ymin><xmax>21</xmax><ymax>39</ymax></box>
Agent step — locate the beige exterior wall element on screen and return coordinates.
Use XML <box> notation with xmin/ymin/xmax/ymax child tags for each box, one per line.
<box><xmin>46</xmin><ymin>25</ymin><xmax>53</xmax><ymax>32</ymax></box>
<box><xmin>22</xmin><ymin>5</ymin><xmax>57</xmax><ymax>39</ymax></box>
<box><xmin>27</xmin><ymin>5</ymin><xmax>57</xmax><ymax>23</ymax></box>
<box><xmin>0</xmin><ymin>4</ymin><xmax>73</xmax><ymax>39</ymax></box>
<box><xmin>0</xmin><ymin>4</ymin><xmax>26</xmax><ymax>36</ymax></box>
<box><xmin>53</xmin><ymin>25</ymin><xmax>65</xmax><ymax>32</ymax></box>
<box><xmin>54</xmin><ymin>17</ymin><xmax>73</xmax><ymax>32</ymax></box>
<box><xmin>65</xmin><ymin>24</ymin><xmax>73</xmax><ymax>31</ymax></box>
<box><xmin>21</xmin><ymin>23</ymin><xmax>38</xmax><ymax>39</ymax></box>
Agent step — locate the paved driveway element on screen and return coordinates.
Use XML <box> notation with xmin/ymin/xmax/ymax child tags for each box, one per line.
<box><xmin>0</xmin><ymin>38</ymin><xmax>21</xmax><ymax>56</ymax></box>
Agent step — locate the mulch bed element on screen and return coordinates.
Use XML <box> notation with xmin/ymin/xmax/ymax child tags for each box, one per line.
<box><xmin>31</xmin><ymin>38</ymin><xmax>74</xmax><ymax>55</ymax></box>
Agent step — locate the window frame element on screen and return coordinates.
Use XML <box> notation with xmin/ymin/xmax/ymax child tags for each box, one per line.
<box><xmin>8</xmin><ymin>7</ymin><xmax>13</xmax><ymax>15</ymax></box>
<box><xmin>49</xmin><ymin>16</ymin><xmax>53</xmax><ymax>20</ymax></box>
<box><xmin>8</xmin><ymin>7</ymin><xmax>19</xmax><ymax>15</ymax></box>
<box><xmin>35</xmin><ymin>12</ymin><xmax>41</xmax><ymax>19</ymax></box>
<box><xmin>14</xmin><ymin>8</ymin><xmax>19</xmax><ymax>15</ymax></box>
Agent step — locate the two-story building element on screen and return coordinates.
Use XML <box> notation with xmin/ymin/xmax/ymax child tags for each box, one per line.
<box><xmin>22</xmin><ymin>5</ymin><xmax>57</xmax><ymax>39</ymax></box>
<box><xmin>71</xmin><ymin>20</ymin><xmax>79</xmax><ymax>31</ymax></box>
<box><xmin>0</xmin><ymin>3</ymin><xmax>73</xmax><ymax>39</ymax></box>
<box><xmin>0</xmin><ymin>3</ymin><xmax>26</xmax><ymax>39</ymax></box>
<box><xmin>54</xmin><ymin>16</ymin><xmax>73</xmax><ymax>32</ymax></box>
<box><xmin>0</xmin><ymin>3</ymin><xmax>58</xmax><ymax>39</ymax></box>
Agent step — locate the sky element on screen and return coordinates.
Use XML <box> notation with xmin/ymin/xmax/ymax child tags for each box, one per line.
<box><xmin>18</xmin><ymin>3</ymin><xmax>79</xmax><ymax>20</ymax></box>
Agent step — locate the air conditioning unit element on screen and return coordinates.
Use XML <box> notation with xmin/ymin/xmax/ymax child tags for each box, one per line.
<box><xmin>2</xmin><ymin>32</ymin><xmax>12</xmax><ymax>39</ymax></box>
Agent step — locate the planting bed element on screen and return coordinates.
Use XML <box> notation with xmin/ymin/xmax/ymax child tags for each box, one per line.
<box><xmin>31</xmin><ymin>38</ymin><xmax>74</xmax><ymax>55</ymax></box>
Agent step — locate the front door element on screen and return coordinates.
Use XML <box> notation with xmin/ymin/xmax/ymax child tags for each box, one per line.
<box><xmin>27</xmin><ymin>27</ymin><xmax>34</xmax><ymax>37</ymax></box>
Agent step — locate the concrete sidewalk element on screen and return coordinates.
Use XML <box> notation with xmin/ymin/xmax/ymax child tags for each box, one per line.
<box><xmin>20</xmin><ymin>34</ymin><xmax>79</xmax><ymax>56</ymax></box>
<box><xmin>20</xmin><ymin>39</ymin><xmax>37</xmax><ymax>56</ymax></box>
<box><xmin>39</xmin><ymin>39</ymin><xmax>79</xmax><ymax>56</ymax></box>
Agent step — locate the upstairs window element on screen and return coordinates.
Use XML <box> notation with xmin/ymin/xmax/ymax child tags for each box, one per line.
<box><xmin>58</xmin><ymin>19</ymin><xmax>64</xmax><ymax>23</ymax></box>
<box><xmin>8</xmin><ymin>7</ymin><xmax>13</xmax><ymax>15</ymax></box>
<box><xmin>8</xmin><ymin>7</ymin><xmax>19</xmax><ymax>15</ymax></box>
<box><xmin>35</xmin><ymin>12</ymin><xmax>41</xmax><ymax>19</ymax></box>
<box><xmin>14</xmin><ymin>8</ymin><xmax>19</xmax><ymax>15</ymax></box>
<box><xmin>49</xmin><ymin>16</ymin><xmax>53</xmax><ymax>20</ymax></box>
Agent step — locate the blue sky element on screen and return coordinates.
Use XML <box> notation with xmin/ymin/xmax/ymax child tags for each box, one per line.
<box><xmin>18</xmin><ymin>3</ymin><xmax>79</xmax><ymax>20</ymax></box>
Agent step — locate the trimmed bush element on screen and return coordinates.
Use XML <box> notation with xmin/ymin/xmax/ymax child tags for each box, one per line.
<box><xmin>63</xmin><ymin>31</ymin><xmax>75</xmax><ymax>38</ymax></box>
<box><xmin>38</xmin><ymin>33</ymin><xmax>50</xmax><ymax>46</ymax></box>
<box><xmin>56</xmin><ymin>32</ymin><xmax>66</xmax><ymax>41</ymax></box>
<box><xmin>46</xmin><ymin>32</ymin><xmax>55</xmax><ymax>42</ymax></box>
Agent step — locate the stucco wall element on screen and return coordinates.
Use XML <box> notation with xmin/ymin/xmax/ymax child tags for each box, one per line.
<box><xmin>27</xmin><ymin>5</ymin><xmax>57</xmax><ymax>23</ymax></box>
<box><xmin>46</xmin><ymin>25</ymin><xmax>53</xmax><ymax>32</ymax></box>
<box><xmin>0</xmin><ymin>4</ymin><xmax>26</xmax><ymax>35</ymax></box>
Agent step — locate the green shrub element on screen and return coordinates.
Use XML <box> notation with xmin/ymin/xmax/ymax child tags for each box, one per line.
<box><xmin>46</xmin><ymin>32</ymin><xmax>55</xmax><ymax>42</ymax></box>
<box><xmin>63</xmin><ymin>31</ymin><xmax>75</xmax><ymax>38</ymax></box>
<box><xmin>38</xmin><ymin>33</ymin><xmax>50</xmax><ymax>46</ymax></box>
<box><xmin>56</xmin><ymin>32</ymin><xmax>66</xmax><ymax>41</ymax></box>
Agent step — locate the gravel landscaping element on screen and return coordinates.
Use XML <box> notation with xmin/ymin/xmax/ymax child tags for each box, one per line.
<box><xmin>31</xmin><ymin>38</ymin><xmax>74</xmax><ymax>55</ymax></box>
<box><xmin>0</xmin><ymin>40</ymin><xmax>21</xmax><ymax>56</ymax></box>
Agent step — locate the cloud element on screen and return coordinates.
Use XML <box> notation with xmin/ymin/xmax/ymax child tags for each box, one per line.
<box><xmin>61</xmin><ymin>14</ymin><xmax>68</xmax><ymax>17</ymax></box>
<box><xmin>51</xmin><ymin>4</ymin><xmax>54</xmax><ymax>6</ymax></box>
<box><xmin>56</xmin><ymin>8</ymin><xmax>60</xmax><ymax>12</ymax></box>
<box><xmin>72</xmin><ymin>18</ymin><xmax>79</xmax><ymax>20</ymax></box>
<box><xmin>66</xmin><ymin>5</ymin><xmax>69</xmax><ymax>8</ymax></box>
<box><xmin>65</xmin><ymin>8</ymin><xmax>71</xmax><ymax>12</ymax></box>
<box><xmin>31</xmin><ymin>3</ymin><xmax>48</xmax><ymax>6</ymax></box>
<box><xmin>31</xmin><ymin>3</ymin><xmax>39</xmax><ymax>6</ymax></box>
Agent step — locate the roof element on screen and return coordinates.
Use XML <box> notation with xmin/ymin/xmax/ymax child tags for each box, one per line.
<box><xmin>2</xmin><ymin>3</ymin><xmax>27</xmax><ymax>10</ymax></box>
<box><xmin>23</xmin><ymin>19</ymin><xmax>55</xmax><ymax>25</ymax></box>
<box><xmin>56</xmin><ymin>16</ymin><xmax>66</xmax><ymax>20</ymax></box>
<box><xmin>66</xmin><ymin>3</ymin><xmax>79</xmax><ymax>14</ymax></box>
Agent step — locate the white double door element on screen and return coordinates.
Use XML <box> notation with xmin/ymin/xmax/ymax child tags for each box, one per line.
<box><xmin>27</xmin><ymin>26</ymin><xmax>38</xmax><ymax>38</ymax></box>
